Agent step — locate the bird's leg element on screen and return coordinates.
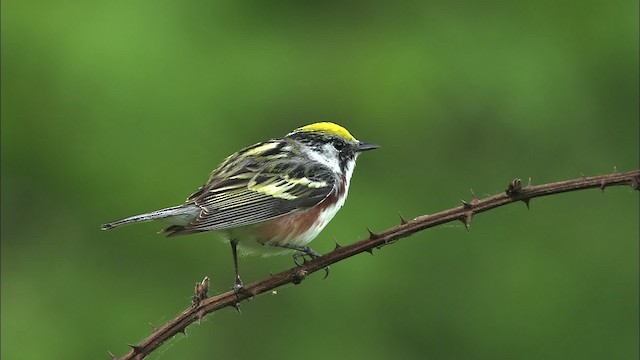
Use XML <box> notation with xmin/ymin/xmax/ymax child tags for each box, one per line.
<box><xmin>230</xmin><ymin>240</ymin><xmax>244</xmax><ymax>294</ymax></box>
<box><xmin>270</xmin><ymin>243</ymin><xmax>330</xmax><ymax>279</ymax></box>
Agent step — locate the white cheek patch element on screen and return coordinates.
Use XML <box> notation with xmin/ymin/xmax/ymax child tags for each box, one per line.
<box><xmin>303</xmin><ymin>143</ymin><xmax>341</xmax><ymax>174</ymax></box>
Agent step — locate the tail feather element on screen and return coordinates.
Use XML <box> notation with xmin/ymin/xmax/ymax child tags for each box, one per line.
<box><xmin>101</xmin><ymin>205</ymin><xmax>199</xmax><ymax>230</ymax></box>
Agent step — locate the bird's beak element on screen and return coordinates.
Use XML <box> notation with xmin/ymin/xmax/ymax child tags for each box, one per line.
<box><xmin>356</xmin><ymin>142</ymin><xmax>380</xmax><ymax>152</ymax></box>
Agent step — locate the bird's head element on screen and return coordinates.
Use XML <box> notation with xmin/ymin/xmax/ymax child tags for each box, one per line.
<box><xmin>286</xmin><ymin>122</ymin><xmax>379</xmax><ymax>175</ymax></box>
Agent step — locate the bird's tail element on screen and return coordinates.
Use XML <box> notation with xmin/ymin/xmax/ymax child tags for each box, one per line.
<box><xmin>101</xmin><ymin>204</ymin><xmax>200</xmax><ymax>230</ymax></box>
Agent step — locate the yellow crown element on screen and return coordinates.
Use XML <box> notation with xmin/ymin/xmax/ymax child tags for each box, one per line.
<box><xmin>294</xmin><ymin>122</ymin><xmax>356</xmax><ymax>141</ymax></box>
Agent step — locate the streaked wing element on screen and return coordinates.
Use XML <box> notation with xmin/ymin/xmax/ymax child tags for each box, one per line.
<box><xmin>180</xmin><ymin>160</ymin><xmax>336</xmax><ymax>232</ymax></box>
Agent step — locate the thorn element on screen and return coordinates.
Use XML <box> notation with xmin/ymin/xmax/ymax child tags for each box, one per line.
<box><xmin>399</xmin><ymin>212</ymin><xmax>409</xmax><ymax>225</ymax></box>
<box><xmin>197</xmin><ymin>309</ymin><xmax>206</xmax><ymax>324</ymax></box>
<box><xmin>461</xmin><ymin>199</ymin><xmax>472</xmax><ymax>208</ymax></box>
<box><xmin>469</xmin><ymin>189</ymin><xmax>478</xmax><ymax>203</ymax></box>
<box><xmin>333</xmin><ymin>239</ymin><xmax>343</xmax><ymax>251</ymax></box>
<box><xmin>128</xmin><ymin>344</ymin><xmax>143</xmax><ymax>354</ymax></box>
<box><xmin>527</xmin><ymin>177</ymin><xmax>532</xmax><ymax>188</ymax></box>
<box><xmin>522</xmin><ymin>198</ymin><xmax>531</xmax><ymax>209</ymax></box>
<box><xmin>367</xmin><ymin>228</ymin><xmax>380</xmax><ymax>240</ymax></box>
<box><xmin>178</xmin><ymin>327</ymin><xmax>187</xmax><ymax>336</ymax></box>
<box><xmin>108</xmin><ymin>351</ymin><xmax>119</xmax><ymax>360</ymax></box>
<box><xmin>149</xmin><ymin>322</ymin><xmax>158</xmax><ymax>333</ymax></box>
<box><xmin>613</xmin><ymin>165</ymin><xmax>618</xmax><ymax>173</ymax></box>
<box><xmin>232</xmin><ymin>302</ymin><xmax>242</xmax><ymax>313</ymax></box>
<box><xmin>192</xmin><ymin>276</ymin><xmax>210</xmax><ymax>306</ymax></box>
<box><xmin>459</xmin><ymin>212</ymin><xmax>473</xmax><ymax>231</ymax></box>
<box><xmin>631</xmin><ymin>176</ymin><xmax>639</xmax><ymax>190</ymax></box>
<box><xmin>580</xmin><ymin>173</ymin><xmax>586</xmax><ymax>180</ymax></box>
<box><xmin>364</xmin><ymin>248</ymin><xmax>374</xmax><ymax>255</ymax></box>
<box><xmin>600</xmin><ymin>179</ymin><xmax>607</xmax><ymax>192</ymax></box>
<box><xmin>322</xmin><ymin>266</ymin><xmax>330</xmax><ymax>279</ymax></box>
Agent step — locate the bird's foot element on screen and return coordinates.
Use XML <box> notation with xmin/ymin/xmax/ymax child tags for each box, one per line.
<box><xmin>292</xmin><ymin>247</ymin><xmax>330</xmax><ymax>279</ymax></box>
<box><xmin>233</xmin><ymin>275</ymin><xmax>245</xmax><ymax>295</ymax></box>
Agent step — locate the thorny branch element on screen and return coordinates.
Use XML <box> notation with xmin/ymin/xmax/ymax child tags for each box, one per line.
<box><xmin>110</xmin><ymin>169</ymin><xmax>639</xmax><ymax>360</ymax></box>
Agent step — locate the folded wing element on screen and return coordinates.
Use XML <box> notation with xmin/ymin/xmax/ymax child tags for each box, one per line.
<box><xmin>166</xmin><ymin>160</ymin><xmax>335</xmax><ymax>235</ymax></box>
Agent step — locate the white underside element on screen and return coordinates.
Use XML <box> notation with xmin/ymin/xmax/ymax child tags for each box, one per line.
<box><xmin>221</xmin><ymin>195</ymin><xmax>345</xmax><ymax>256</ymax></box>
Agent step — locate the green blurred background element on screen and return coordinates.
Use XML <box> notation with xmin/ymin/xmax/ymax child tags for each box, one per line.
<box><xmin>2</xmin><ymin>1</ymin><xmax>638</xmax><ymax>359</ymax></box>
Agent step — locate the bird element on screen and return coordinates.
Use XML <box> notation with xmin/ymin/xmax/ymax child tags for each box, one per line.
<box><xmin>101</xmin><ymin>122</ymin><xmax>379</xmax><ymax>291</ymax></box>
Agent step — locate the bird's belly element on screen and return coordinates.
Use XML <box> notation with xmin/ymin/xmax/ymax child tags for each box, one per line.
<box><xmin>225</xmin><ymin>196</ymin><xmax>345</xmax><ymax>257</ymax></box>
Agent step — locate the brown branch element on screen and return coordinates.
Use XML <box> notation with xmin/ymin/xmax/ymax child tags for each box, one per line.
<box><xmin>111</xmin><ymin>169</ymin><xmax>640</xmax><ymax>360</ymax></box>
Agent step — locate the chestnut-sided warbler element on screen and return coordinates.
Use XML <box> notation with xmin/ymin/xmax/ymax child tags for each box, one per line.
<box><xmin>102</xmin><ymin>122</ymin><xmax>379</xmax><ymax>290</ymax></box>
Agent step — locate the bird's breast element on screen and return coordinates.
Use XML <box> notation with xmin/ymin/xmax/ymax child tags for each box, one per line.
<box><xmin>256</xmin><ymin>178</ymin><xmax>348</xmax><ymax>247</ymax></box>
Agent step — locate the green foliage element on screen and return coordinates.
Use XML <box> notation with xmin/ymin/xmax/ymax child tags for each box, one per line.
<box><xmin>2</xmin><ymin>1</ymin><xmax>637</xmax><ymax>359</ymax></box>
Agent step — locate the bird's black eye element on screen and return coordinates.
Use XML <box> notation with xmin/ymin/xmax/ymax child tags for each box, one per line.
<box><xmin>333</xmin><ymin>140</ymin><xmax>345</xmax><ymax>151</ymax></box>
